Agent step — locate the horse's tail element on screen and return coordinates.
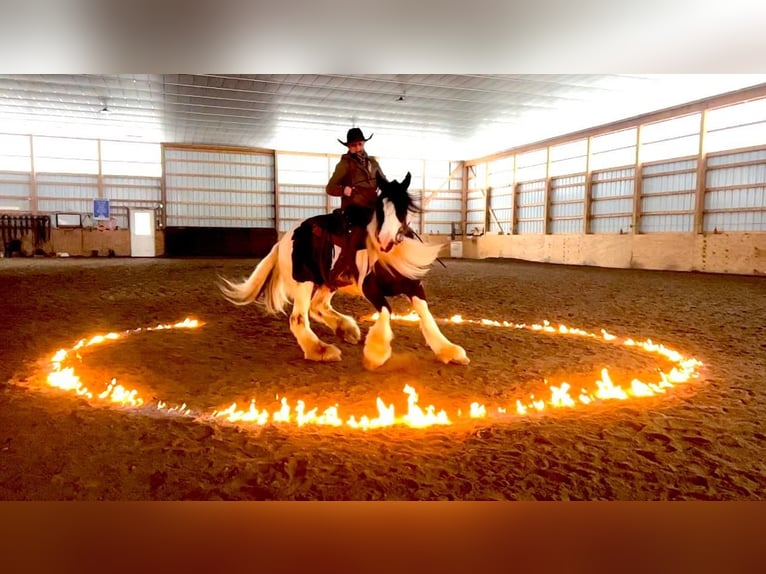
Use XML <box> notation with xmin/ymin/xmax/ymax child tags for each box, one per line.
<box><xmin>219</xmin><ymin>241</ymin><xmax>287</xmax><ymax>314</ymax></box>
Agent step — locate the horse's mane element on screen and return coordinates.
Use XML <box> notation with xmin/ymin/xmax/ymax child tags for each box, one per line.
<box><xmin>368</xmin><ymin>232</ymin><xmax>443</xmax><ymax>280</ymax></box>
<box><xmin>368</xmin><ymin>175</ymin><xmax>442</xmax><ymax>280</ymax></box>
<box><xmin>376</xmin><ymin>178</ymin><xmax>421</xmax><ymax>223</ymax></box>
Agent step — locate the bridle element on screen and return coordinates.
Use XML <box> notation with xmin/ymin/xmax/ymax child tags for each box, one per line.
<box><xmin>394</xmin><ymin>222</ymin><xmax>410</xmax><ymax>245</ymax></box>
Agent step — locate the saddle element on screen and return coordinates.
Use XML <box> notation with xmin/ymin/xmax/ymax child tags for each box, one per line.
<box><xmin>310</xmin><ymin>209</ymin><xmax>359</xmax><ymax>248</ymax></box>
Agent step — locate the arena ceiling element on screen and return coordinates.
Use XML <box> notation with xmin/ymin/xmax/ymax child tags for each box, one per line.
<box><xmin>1</xmin><ymin>74</ymin><xmax>765</xmax><ymax>160</ymax></box>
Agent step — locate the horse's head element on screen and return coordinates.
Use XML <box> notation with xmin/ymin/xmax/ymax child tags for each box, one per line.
<box><xmin>374</xmin><ymin>171</ymin><xmax>418</xmax><ymax>252</ymax></box>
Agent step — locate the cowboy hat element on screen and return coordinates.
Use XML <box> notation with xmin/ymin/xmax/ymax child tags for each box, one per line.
<box><xmin>338</xmin><ymin>127</ymin><xmax>373</xmax><ymax>146</ymax></box>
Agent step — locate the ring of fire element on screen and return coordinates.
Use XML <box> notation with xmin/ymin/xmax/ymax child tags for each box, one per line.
<box><xmin>39</xmin><ymin>314</ymin><xmax>703</xmax><ymax>431</ymax></box>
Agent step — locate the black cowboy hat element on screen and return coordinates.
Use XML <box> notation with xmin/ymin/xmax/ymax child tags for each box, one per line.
<box><xmin>338</xmin><ymin>127</ymin><xmax>373</xmax><ymax>146</ymax></box>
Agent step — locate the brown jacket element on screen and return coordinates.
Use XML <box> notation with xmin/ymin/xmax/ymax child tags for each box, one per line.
<box><xmin>326</xmin><ymin>152</ymin><xmax>386</xmax><ymax>210</ymax></box>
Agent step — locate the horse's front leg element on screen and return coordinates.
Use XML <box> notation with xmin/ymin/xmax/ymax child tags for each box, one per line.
<box><xmin>361</xmin><ymin>278</ymin><xmax>393</xmax><ymax>370</ymax></box>
<box><xmin>290</xmin><ymin>282</ymin><xmax>342</xmax><ymax>362</ymax></box>
<box><xmin>409</xmin><ymin>285</ymin><xmax>470</xmax><ymax>365</ymax></box>
<box><xmin>309</xmin><ymin>286</ymin><xmax>361</xmax><ymax>344</ymax></box>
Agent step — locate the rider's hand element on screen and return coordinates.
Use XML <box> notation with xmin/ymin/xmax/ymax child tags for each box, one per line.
<box><xmin>343</xmin><ymin>186</ymin><xmax>353</xmax><ymax>197</ymax></box>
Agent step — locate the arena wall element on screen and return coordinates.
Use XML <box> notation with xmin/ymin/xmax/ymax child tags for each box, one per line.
<box><xmin>455</xmin><ymin>232</ymin><xmax>766</xmax><ymax>276</ymax></box>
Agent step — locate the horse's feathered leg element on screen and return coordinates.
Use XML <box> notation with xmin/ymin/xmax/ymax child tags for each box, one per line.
<box><xmin>289</xmin><ymin>281</ymin><xmax>342</xmax><ymax>362</ymax></box>
<box><xmin>309</xmin><ymin>286</ymin><xmax>361</xmax><ymax>344</ymax></box>
<box><xmin>363</xmin><ymin>308</ymin><xmax>393</xmax><ymax>370</ymax></box>
<box><xmin>410</xmin><ymin>294</ymin><xmax>470</xmax><ymax>365</ymax></box>
<box><xmin>361</xmin><ymin>276</ymin><xmax>393</xmax><ymax>370</ymax></box>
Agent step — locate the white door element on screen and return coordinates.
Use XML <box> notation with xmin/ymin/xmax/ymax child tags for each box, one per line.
<box><xmin>130</xmin><ymin>209</ymin><xmax>156</xmax><ymax>257</ymax></box>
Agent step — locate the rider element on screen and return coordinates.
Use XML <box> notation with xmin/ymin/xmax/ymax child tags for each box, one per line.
<box><xmin>325</xmin><ymin>127</ymin><xmax>387</xmax><ymax>287</ymax></box>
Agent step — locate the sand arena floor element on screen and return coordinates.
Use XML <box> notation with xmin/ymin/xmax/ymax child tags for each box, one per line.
<box><xmin>1</xmin><ymin>256</ymin><xmax>764</xmax><ymax>500</ymax></box>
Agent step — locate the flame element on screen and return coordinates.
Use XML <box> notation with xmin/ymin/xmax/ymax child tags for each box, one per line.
<box><xmin>47</xmin><ymin>367</ymin><xmax>93</xmax><ymax>399</ymax></box>
<box><xmin>44</xmin><ymin>318</ymin><xmax>203</xmax><ymax>410</ymax></box>
<box><xmin>98</xmin><ymin>378</ymin><xmax>144</xmax><ymax>407</ymax></box>
<box><xmin>38</xmin><ymin>313</ymin><xmax>703</xmax><ymax>432</ymax></box>
<box><xmin>469</xmin><ymin>402</ymin><xmax>487</xmax><ymax>418</ymax></box>
<box><xmin>594</xmin><ymin>369</ymin><xmax>628</xmax><ymax>400</ymax></box>
<box><xmin>211</xmin><ymin>386</ymin><xmax>450</xmax><ymax>430</ymax></box>
<box><xmin>550</xmin><ymin>382</ymin><xmax>576</xmax><ymax>408</ymax></box>
<box><xmin>362</xmin><ymin>311</ymin><xmax>703</xmax><ymax>420</ymax></box>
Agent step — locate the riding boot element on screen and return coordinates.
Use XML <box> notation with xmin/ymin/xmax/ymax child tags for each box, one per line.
<box><xmin>328</xmin><ymin>225</ymin><xmax>367</xmax><ymax>287</ymax></box>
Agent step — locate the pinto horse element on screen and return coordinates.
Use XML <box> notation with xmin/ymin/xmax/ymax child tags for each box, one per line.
<box><xmin>219</xmin><ymin>172</ymin><xmax>469</xmax><ymax>370</ymax></box>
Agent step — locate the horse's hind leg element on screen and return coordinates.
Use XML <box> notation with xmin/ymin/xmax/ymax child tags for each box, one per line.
<box><xmin>410</xmin><ymin>289</ymin><xmax>470</xmax><ymax>365</ymax></box>
<box><xmin>309</xmin><ymin>287</ymin><xmax>361</xmax><ymax>344</ymax></box>
<box><xmin>290</xmin><ymin>282</ymin><xmax>342</xmax><ymax>362</ymax></box>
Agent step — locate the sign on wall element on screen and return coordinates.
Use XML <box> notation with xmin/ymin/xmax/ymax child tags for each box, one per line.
<box><xmin>93</xmin><ymin>198</ymin><xmax>110</xmax><ymax>220</ymax></box>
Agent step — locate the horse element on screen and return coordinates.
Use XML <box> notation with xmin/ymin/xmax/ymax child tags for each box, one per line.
<box><xmin>219</xmin><ymin>171</ymin><xmax>469</xmax><ymax>370</ymax></box>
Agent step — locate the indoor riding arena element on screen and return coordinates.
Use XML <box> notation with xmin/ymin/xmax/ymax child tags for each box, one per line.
<box><xmin>1</xmin><ymin>75</ymin><xmax>765</xmax><ymax>501</ymax></box>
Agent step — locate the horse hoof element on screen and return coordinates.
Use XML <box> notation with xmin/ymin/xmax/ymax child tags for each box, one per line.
<box><xmin>437</xmin><ymin>345</ymin><xmax>470</xmax><ymax>365</ymax></box>
<box><xmin>362</xmin><ymin>346</ymin><xmax>391</xmax><ymax>370</ymax></box>
<box><xmin>337</xmin><ymin>325</ymin><xmax>361</xmax><ymax>345</ymax></box>
<box><xmin>363</xmin><ymin>355</ymin><xmax>389</xmax><ymax>370</ymax></box>
<box><xmin>344</xmin><ymin>332</ymin><xmax>361</xmax><ymax>345</ymax></box>
<box><xmin>306</xmin><ymin>343</ymin><xmax>342</xmax><ymax>362</ymax></box>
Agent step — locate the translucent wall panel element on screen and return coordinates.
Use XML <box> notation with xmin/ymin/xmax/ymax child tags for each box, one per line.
<box><xmin>517</xmin><ymin>219</ymin><xmax>544</xmax><ymax>234</ymax></box>
<box><xmin>707</xmin><ymin>124</ymin><xmax>766</xmax><ymax>154</ymax></box>
<box><xmin>641</xmin><ymin>136</ymin><xmax>699</xmax><ymax>163</ymax></box>
<box><xmin>549</xmin><ymin>139</ymin><xmax>587</xmax><ymax>177</ymax></box>
<box><xmin>590</xmin><ymin>128</ymin><xmax>636</xmax><ymax>170</ymax></box>
<box><xmin>641</xmin><ymin>113</ymin><xmax>700</xmax><ymax>163</ymax></box>
<box><xmin>279</xmin><ymin>154</ymin><xmax>328</xmax><ymax>185</ymax></box>
<box><xmin>277</xmin><ymin>185</ymin><xmax>327</xmax><ymax>233</ymax></box>
<box><xmin>36</xmin><ymin>173</ymin><xmax>99</xmax><ymax>222</ymax></box>
<box><xmin>423</xmin><ymin>160</ymin><xmax>462</xmax><ymax>235</ymax></box>
<box><xmin>465</xmin><ymin>164</ymin><xmax>487</xmax><ymax>233</ymax></box>
<box><xmin>0</xmin><ymin>134</ymin><xmax>31</xmax><ymax>172</ymax></box>
<box><xmin>707</xmin><ymin>98</ymin><xmax>766</xmax><ymax>131</ymax></box>
<box><xmin>449</xmin><ymin>161</ymin><xmax>463</xmax><ymax>190</ymax></box>
<box><xmin>487</xmin><ymin>156</ymin><xmax>514</xmax><ymax>233</ymax></box>
<box><xmin>640</xmin><ymin>158</ymin><xmax>697</xmax><ymax>232</ymax></box>
<box><xmin>277</xmin><ymin>153</ymin><xmax>330</xmax><ymax>233</ymax></box>
<box><xmin>706</xmin><ymin>98</ymin><xmax>766</xmax><ymax>153</ymax></box>
<box><xmin>164</xmin><ymin>146</ymin><xmax>275</xmax><ymax>228</ymax></box>
<box><xmin>704</xmin><ymin>149</ymin><xmax>766</xmax><ymax>232</ymax></box>
<box><xmin>515</xmin><ymin>180</ymin><xmax>545</xmax><ymax>234</ymax></box>
<box><xmin>516</xmin><ymin>149</ymin><xmax>547</xmax><ymax>182</ymax></box>
<box><xmin>465</xmin><ymin>190</ymin><xmax>486</xmax><ymax>233</ymax></box>
<box><xmin>642</xmin><ymin>114</ymin><xmax>700</xmax><ymax>144</ymax></box>
<box><xmin>704</xmin><ymin>210</ymin><xmax>766</xmax><ymax>232</ymax></box>
<box><xmin>487</xmin><ymin>189</ymin><xmax>512</xmax><ymax>234</ymax></box>
<box><xmin>640</xmin><ymin>213</ymin><xmax>693</xmax><ymax>232</ymax></box>
<box><xmin>379</xmin><ymin>157</ymin><xmax>423</xmax><ymax>189</ymax></box>
<box><xmin>707</xmin><ymin>149</ymin><xmax>766</xmax><ymax>169</ymax></box>
<box><xmin>34</xmin><ymin>136</ymin><xmax>99</xmax><ymax>174</ymax></box>
<box><xmin>590</xmin><ymin>168</ymin><xmax>634</xmax><ymax>233</ymax></box>
<box><xmin>550</xmin><ymin>175</ymin><xmax>585</xmax><ymax>234</ymax></box>
<box><xmin>423</xmin><ymin>160</ymin><xmax>451</xmax><ymax>190</ymax></box>
<box><xmin>103</xmin><ymin>175</ymin><xmax>162</xmax><ymax>229</ymax></box>
<box><xmin>0</xmin><ymin>172</ymin><xmax>31</xmax><ymax>211</ymax></box>
<box><xmin>487</xmin><ymin>156</ymin><xmax>514</xmax><ymax>187</ymax></box>
<box><xmin>101</xmin><ymin>141</ymin><xmax>162</xmax><ymax>177</ymax></box>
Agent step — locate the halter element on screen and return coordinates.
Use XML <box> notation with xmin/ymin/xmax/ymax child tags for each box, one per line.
<box><xmin>394</xmin><ymin>222</ymin><xmax>410</xmax><ymax>245</ymax></box>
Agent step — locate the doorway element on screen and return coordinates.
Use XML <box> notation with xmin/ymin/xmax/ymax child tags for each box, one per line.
<box><xmin>130</xmin><ymin>209</ymin><xmax>156</xmax><ymax>257</ymax></box>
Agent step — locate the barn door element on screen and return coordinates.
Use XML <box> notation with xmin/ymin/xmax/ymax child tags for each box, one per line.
<box><xmin>130</xmin><ymin>209</ymin><xmax>156</xmax><ymax>257</ymax></box>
